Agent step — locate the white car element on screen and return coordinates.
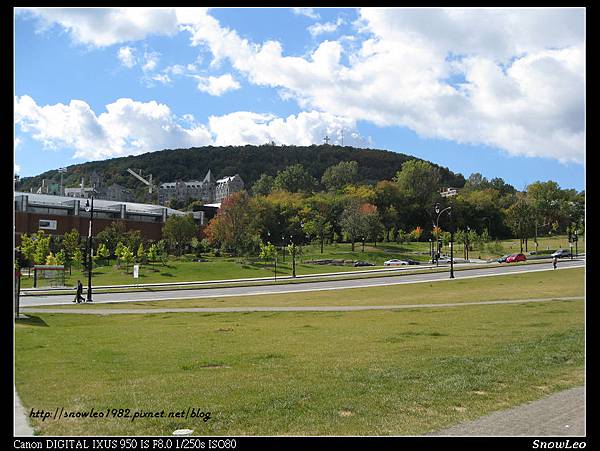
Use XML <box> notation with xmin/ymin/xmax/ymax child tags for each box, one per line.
<box><xmin>384</xmin><ymin>259</ymin><xmax>409</xmax><ymax>266</ymax></box>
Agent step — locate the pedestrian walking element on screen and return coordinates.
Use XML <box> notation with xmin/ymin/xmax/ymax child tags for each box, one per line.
<box><xmin>73</xmin><ymin>280</ymin><xmax>84</xmax><ymax>303</ymax></box>
<box><xmin>553</xmin><ymin>257</ymin><xmax>558</xmax><ymax>270</ymax></box>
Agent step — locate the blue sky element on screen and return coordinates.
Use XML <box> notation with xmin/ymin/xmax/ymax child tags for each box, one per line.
<box><xmin>14</xmin><ymin>7</ymin><xmax>585</xmax><ymax>191</ymax></box>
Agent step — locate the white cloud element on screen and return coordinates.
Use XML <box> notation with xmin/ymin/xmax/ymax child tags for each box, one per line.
<box><xmin>152</xmin><ymin>73</ymin><xmax>171</xmax><ymax>84</ymax></box>
<box><xmin>14</xmin><ymin>95</ymin><xmax>212</xmax><ymax>160</ymax></box>
<box><xmin>16</xmin><ymin>7</ymin><xmax>585</xmax><ymax>163</ymax></box>
<box><xmin>308</xmin><ymin>18</ymin><xmax>344</xmax><ymax>37</ymax></box>
<box><xmin>15</xmin><ymin>96</ymin><xmax>367</xmax><ymax>159</ymax></box>
<box><xmin>178</xmin><ymin>7</ymin><xmax>584</xmax><ymax>163</ymax></box>
<box><xmin>117</xmin><ymin>46</ymin><xmax>136</xmax><ymax>68</ymax></box>
<box><xmin>194</xmin><ymin>74</ymin><xmax>240</xmax><ymax>96</ymax></box>
<box><xmin>291</xmin><ymin>8</ymin><xmax>320</xmax><ymax>20</ymax></box>
<box><xmin>14</xmin><ymin>137</ymin><xmax>21</xmax><ymax>174</ymax></box>
<box><xmin>208</xmin><ymin>110</ymin><xmax>364</xmax><ymax>147</ymax></box>
<box><xmin>141</xmin><ymin>50</ymin><xmax>160</xmax><ymax>72</ymax></box>
<box><xmin>18</xmin><ymin>7</ymin><xmax>179</xmax><ymax>47</ymax></box>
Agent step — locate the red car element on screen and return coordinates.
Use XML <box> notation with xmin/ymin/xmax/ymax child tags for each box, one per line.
<box><xmin>505</xmin><ymin>253</ymin><xmax>526</xmax><ymax>263</ymax></box>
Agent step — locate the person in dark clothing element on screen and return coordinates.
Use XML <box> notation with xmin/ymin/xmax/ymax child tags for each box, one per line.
<box><xmin>553</xmin><ymin>257</ymin><xmax>558</xmax><ymax>270</ymax></box>
<box><xmin>73</xmin><ymin>280</ymin><xmax>84</xmax><ymax>303</ymax></box>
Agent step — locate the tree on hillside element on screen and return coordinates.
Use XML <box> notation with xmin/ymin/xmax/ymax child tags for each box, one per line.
<box><xmin>272</xmin><ymin>164</ymin><xmax>317</xmax><ymax>193</ymax></box>
<box><xmin>162</xmin><ymin>214</ymin><xmax>198</xmax><ymax>256</ymax></box>
<box><xmin>251</xmin><ymin>173</ymin><xmax>275</xmax><ymax>196</ymax></box>
<box><xmin>394</xmin><ymin>160</ymin><xmax>442</xmax><ymax>229</ymax></box>
<box><xmin>321</xmin><ymin>160</ymin><xmax>358</xmax><ymax>191</ymax></box>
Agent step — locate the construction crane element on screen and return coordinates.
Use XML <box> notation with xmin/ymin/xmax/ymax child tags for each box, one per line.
<box><xmin>127</xmin><ymin>168</ymin><xmax>161</xmax><ymax>204</ymax></box>
<box><xmin>127</xmin><ymin>168</ymin><xmax>155</xmax><ymax>194</ymax></box>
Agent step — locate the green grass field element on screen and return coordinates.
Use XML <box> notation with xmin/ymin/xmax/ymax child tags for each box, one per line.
<box><xmin>20</xmin><ymin>234</ymin><xmax>585</xmax><ymax>289</ymax></box>
<box><xmin>15</xmin><ymin>268</ymin><xmax>585</xmax><ymax>436</ymax></box>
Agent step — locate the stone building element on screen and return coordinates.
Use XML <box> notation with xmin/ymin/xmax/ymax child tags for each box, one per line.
<box><xmin>158</xmin><ymin>170</ymin><xmax>244</xmax><ymax>205</ymax></box>
<box><xmin>215</xmin><ymin>174</ymin><xmax>245</xmax><ymax>203</ymax></box>
<box><xmin>63</xmin><ymin>172</ymin><xmax>133</xmax><ymax>202</ymax></box>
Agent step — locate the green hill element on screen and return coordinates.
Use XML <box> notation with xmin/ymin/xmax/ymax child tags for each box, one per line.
<box><xmin>16</xmin><ymin>144</ymin><xmax>465</xmax><ymax>199</ymax></box>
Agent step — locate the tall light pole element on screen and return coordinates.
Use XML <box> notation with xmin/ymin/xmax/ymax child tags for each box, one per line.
<box><xmin>465</xmin><ymin>226</ymin><xmax>470</xmax><ymax>261</ymax></box>
<box><xmin>289</xmin><ymin>235</ymin><xmax>297</xmax><ymax>278</ymax></box>
<box><xmin>428</xmin><ymin>238</ymin><xmax>433</xmax><ymax>264</ymax></box>
<box><xmin>84</xmin><ymin>188</ymin><xmax>96</xmax><ymax>302</ymax></box>
<box><xmin>435</xmin><ymin>203</ymin><xmax>454</xmax><ymax>279</ymax></box>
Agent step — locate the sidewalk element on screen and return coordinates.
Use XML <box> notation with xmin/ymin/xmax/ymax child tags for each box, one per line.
<box><xmin>14</xmin><ymin>385</ymin><xmax>34</xmax><ymax>436</ymax></box>
<box><xmin>429</xmin><ymin>386</ymin><xmax>585</xmax><ymax>436</ymax></box>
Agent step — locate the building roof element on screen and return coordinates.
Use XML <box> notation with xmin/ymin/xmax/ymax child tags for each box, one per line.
<box><xmin>216</xmin><ymin>174</ymin><xmax>242</xmax><ymax>184</ymax></box>
<box><xmin>203</xmin><ymin>170</ymin><xmax>215</xmax><ymax>184</ymax></box>
<box><xmin>159</xmin><ymin>180</ymin><xmax>205</xmax><ymax>188</ymax></box>
<box><xmin>15</xmin><ymin>192</ymin><xmax>187</xmax><ymax>216</ymax></box>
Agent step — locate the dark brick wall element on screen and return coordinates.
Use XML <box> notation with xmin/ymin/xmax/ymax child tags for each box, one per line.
<box><xmin>15</xmin><ymin>212</ymin><xmax>164</xmax><ymax>244</ymax></box>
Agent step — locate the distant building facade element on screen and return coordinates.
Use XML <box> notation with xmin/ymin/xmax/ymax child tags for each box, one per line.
<box><xmin>158</xmin><ymin>170</ymin><xmax>244</xmax><ymax>205</ymax></box>
<box><xmin>60</xmin><ymin>172</ymin><xmax>134</xmax><ymax>202</ymax></box>
<box><xmin>215</xmin><ymin>175</ymin><xmax>245</xmax><ymax>203</ymax></box>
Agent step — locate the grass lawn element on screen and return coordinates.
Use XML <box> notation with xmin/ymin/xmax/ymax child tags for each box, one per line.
<box><xmin>19</xmin><ymin>258</ymin><xmax>379</xmax><ymax>289</ymax></box>
<box><xmin>15</xmin><ymin>269</ymin><xmax>584</xmax><ymax>436</ymax></box>
<box><xmin>38</xmin><ymin>267</ymin><xmax>585</xmax><ymax>310</ymax></box>
<box><xmin>19</xmin><ymin>234</ymin><xmax>584</xmax><ymax>289</ymax></box>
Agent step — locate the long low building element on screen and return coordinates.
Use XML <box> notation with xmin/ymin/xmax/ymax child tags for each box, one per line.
<box><xmin>14</xmin><ymin>192</ymin><xmax>204</xmax><ymax>243</ymax></box>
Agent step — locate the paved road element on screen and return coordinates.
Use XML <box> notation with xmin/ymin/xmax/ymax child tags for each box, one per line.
<box><xmin>21</xmin><ymin>296</ymin><xmax>583</xmax><ymax>315</ymax></box>
<box><xmin>430</xmin><ymin>386</ymin><xmax>585</xmax><ymax>436</ymax></box>
<box><xmin>19</xmin><ymin>260</ymin><xmax>584</xmax><ymax>307</ymax></box>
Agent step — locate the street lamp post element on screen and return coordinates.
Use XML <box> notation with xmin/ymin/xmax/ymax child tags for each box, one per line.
<box><xmin>428</xmin><ymin>238</ymin><xmax>433</xmax><ymax>264</ymax></box>
<box><xmin>290</xmin><ymin>236</ymin><xmax>297</xmax><ymax>278</ymax></box>
<box><xmin>84</xmin><ymin>189</ymin><xmax>96</xmax><ymax>302</ymax></box>
<box><xmin>435</xmin><ymin>203</ymin><xmax>454</xmax><ymax>279</ymax></box>
<box><xmin>432</xmin><ymin>221</ymin><xmax>440</xmax><ymax>267</ymax></box>
<box><xmin>465</xmin><ymin>226</ymin><xmax>470</xmax><ymax>262</ymax></box>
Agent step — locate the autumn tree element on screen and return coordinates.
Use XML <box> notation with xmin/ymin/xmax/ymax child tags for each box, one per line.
<box><xmin>205</xmin><ymin>191</ymin><xmax>258</xmax><ymax>256</ymax></box>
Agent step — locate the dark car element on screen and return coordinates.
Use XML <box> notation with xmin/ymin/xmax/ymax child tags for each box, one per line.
<box><xmin>354</xmin><ymin>261</ymin><xmax>375</xmax><ymax>267</ymax></box>
<box><xmin>405</xmin><ymin>259</ymin><xmax>420</xmax><ymax>265</ymax></box>
<box><xmin>551</xmin><ymin>249</ymin><xmax>572</xmax><ymax>259</ymax></box>
<box><xmin>505</xmin><ymin>253</ymin><xmax>526</xmax><ymax>263</ymax></box>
